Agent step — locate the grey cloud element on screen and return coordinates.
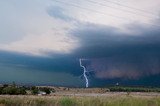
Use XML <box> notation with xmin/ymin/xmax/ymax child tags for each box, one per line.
<box><xmin>88</xmin><ymin>57</ymin><xmax>160</xmax><ymax>79</ymax></box>
<box><xmin>69</xmin><ymin>22</ymin><xmax>160</xmax><ymax>79</ymax></box>
<box><xmin>70</xmin><ymin>23</ymin><xmax>160</xmax><ymax>58</ymax></box>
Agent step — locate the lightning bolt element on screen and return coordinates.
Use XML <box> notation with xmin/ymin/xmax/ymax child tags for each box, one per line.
<box><xmin>79</xmin><ymin>59</ymin><xmax>89</xmax><ymax>88</ymax></box>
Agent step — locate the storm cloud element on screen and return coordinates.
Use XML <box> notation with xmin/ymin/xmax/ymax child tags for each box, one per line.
<box><xmin>69</xmin><ymin>22</ymin><xmax>160</xmax><ymax>80</ymax></box>
<box><xmin>0</xmin><ymin>0</ymin><xmax>160</xmax><ymax>87</ymax></box>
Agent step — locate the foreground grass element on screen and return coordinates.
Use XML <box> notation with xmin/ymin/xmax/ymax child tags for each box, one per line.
<box><xmin>0</xmin><ymin>94</ymin><xmax>160</xmax><ymax>106</ymax></box>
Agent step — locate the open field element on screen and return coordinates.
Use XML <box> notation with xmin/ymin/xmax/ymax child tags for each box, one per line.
<box><xmin>0</xmin><ymin>92</ymin><xmax>160</xmax><ymax>106</ymax></box>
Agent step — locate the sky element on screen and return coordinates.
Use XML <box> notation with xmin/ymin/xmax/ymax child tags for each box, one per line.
<box><xmin>0</xmin><ymin>0</ymin><xmax>160</xmax><ymax>87</ymax></box>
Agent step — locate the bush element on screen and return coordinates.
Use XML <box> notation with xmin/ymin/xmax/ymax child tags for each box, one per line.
<box><xmin>16</xmin><ymin>87</ymin><xmax>26</xmax><ymax>95</ymax></box>
<box><xmin>2</xmin><ymin>87</ymin><xmax>17</xmax><ymax>95</ymax></box>
<box><xmin>1</xmin><ymin>87</ymin><xmax>26</xmax><ymax>95</ymax></box>
<box><xmin>31</xmin><ymin>86</ymin><xmax>39</xmax><ymax>95</ymax></box>
<box><xmin>39</xmin><ymin>87</ymin><xmax>51</xmax><ymax>94</ymax></box>
<box><xmin>108</xmin><ymin>86</ymin><xmax>160</xmax><ymax>92</ymax></box>
<box><xmin>0</xmin><ymin>87</ymin><xmax>3</xmax><ymax>94</ymax></box>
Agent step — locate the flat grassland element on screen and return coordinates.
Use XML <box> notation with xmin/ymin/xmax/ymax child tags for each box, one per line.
<box><xmin>0</xmin><ymin>92</ymin><xmax>160</xmax><ymax>106</ymax></box>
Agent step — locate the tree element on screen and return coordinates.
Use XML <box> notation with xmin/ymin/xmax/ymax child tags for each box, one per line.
<box><xmin>16</xmin><ymin>88</ymin><xmax>26</xmax><ymax>95</ymax></box>
<box><xmin>31</xmin><ymin>86</ymin><xmax>39</xmax><ymax>95</ymax></box>
<box><xmin>40</xmin><ymin>87</ymin><xmax>51</xmax><ymax>94</ymax></box>
<box><xmin>2</xmin><ymin>87</ymin><xmax>17</xmax><ymax>95</ymax></box>
<box><xmin>0</xmin><ymin>87</ymin><xmax>3</xmax><ymax>94</ymax></box>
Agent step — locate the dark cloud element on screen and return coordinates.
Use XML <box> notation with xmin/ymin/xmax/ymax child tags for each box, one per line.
<box><xmin>70</xmin><ymin>23</ymin><xmax>160</xmax><ymax>58</ymax></box>
<box><xmin>1</xmin><ymin>20</ymin><xmax>160</xmax><ymax>86</ymax></box>
<box><xmin>69</xmin><ymin>22</ymin><xmax>160</xmax><ymax>80</ymax></box>
<box><xmin>1</xmin><ymin>6</ymin><xmax>160</xmax><ymax>86</ymax></box>
<box><xmin>0</xmin><ymin>50</ymin><xmax>84</xmax><ymax>86</ymax></box>
<box><xmin>0</xmin><ymin>50</ymin><xmax>81</xmax><ymax>76</ymax></box>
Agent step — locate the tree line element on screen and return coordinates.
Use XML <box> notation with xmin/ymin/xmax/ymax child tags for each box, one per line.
<box><xmin>108</xmin><ymin>86</ymin><xmax>160</xmax><ymax>92</ymax></box>
<box><xmin>0</xmin><ymin>82</ymin><xmax>54</xmax><ymax>95</ymax></box>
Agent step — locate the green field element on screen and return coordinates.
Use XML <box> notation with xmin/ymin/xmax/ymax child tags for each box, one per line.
<box><xmin>0</xmin><ymin>93</ymin><xmax>160</xmax><ymax>106</ymax></box>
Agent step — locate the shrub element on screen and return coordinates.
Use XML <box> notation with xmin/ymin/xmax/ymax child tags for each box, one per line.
<box><xmin>40</xmin><ymin>87</ymin><xmax>51</xmax><ymax>94</ymax></box>
<box><xmin>1</xmin><ymin>87</ymin><xmax>26</xmax><ymax>95</ymax></box>
<box><xmin>31</xmin><ymin>86</ymin><xmax>39</xmax><ymax>95</ymax></box>
<box><xmin>16</xmin><ymin>87</ymin><xmax>26</xmax><ymax>95</ymax></box>
<box><xmin>108</xmin><ymin>86</ymin><xmax>160</xmax><ymax>92</ymax></box>
<box><xmin>0</xmin><ymin>87</ymin><xmax>3</xmax><ymax>94</ymax></box>
<box><xmin>2</xmin><ymin>87</ymin><xmax>17</xmax><ymax>95</ymax></box>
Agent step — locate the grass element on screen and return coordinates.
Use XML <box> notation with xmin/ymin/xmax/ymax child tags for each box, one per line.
<box><xmin>0</xmin><ymin>94</ymin><xmax>159</xmax><ymax>106</ymax></box>
<box><xmin>59</xmin><ymin>97</ymin><xmax>76</xmax><ymax>106</ymax></box>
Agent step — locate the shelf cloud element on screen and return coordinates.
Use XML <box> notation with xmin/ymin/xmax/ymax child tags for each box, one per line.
<box><xmin>0</xmin><ymin>0</ymin><xmax>160</xmax><ymax>86</ymax></box>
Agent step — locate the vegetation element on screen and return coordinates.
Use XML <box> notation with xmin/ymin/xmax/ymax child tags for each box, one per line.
<box><xmin>1</xmin><ymin>86</ymin><xmax>26</xmax><ymax>95</ymax></box>
<box><xmin>108</xmin><ymin>86</ymin><xmax>160</xmax><ymax>92</ymax></box>
<box><xmin>0</xmin><ymin>95</ymin><xmax>159</xmax><ymax>106</ymax></box>
<box><xmin>31</xmin><ymin>86</ymin><xmax>39</xmax><ymax>95</ymax></box>
<box><xmin>59</xmin><ymin>97</ymin><xmax>76</xmax><ymax>106</ymax></box>
<box><xmin>0</xmin><ymin>83</ymin><xmax>160</xmax><ymax>96</ymax></box>
<box><xmin>39</xmin><ymin>87</ymin><xmax>52</xmax><ymax>94</ymax></box>
<box><xmin>0</xmin><ymin>83</ymin><xmax>160</xmax><ymax>106</ymax></box>
<box><xmin>0</xmin><ymin>83</ymin><xmax>26</xmax><ymax>95</ymax></box>
<box><xmin>0</xmin><ymin>83</ymin><xmax>53</xmax><ymax>95</ymax></box>
<box><xmin>31</xmin><ymin>86</ymin><xmax>53</xmax><ymax>95</ymax></box>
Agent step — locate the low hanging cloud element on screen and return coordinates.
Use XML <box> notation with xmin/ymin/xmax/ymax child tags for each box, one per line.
<box><xmin>87</xmin><ymin>57</ymin><xmax>160</xmax><ymax>79</ymax></box>
<box><xmin>69</xmin><ymin>22</ymin><xmax>160</xmax><ymax>79</ymax></box>
<box><xmin>71</xmin><ymin>22</ymin><xmax>160</xmax><ymax>57</ymax></box>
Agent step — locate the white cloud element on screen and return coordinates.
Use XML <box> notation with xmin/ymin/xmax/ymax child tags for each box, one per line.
<box><xmin>55</xmin><ymin>0</ymin><xmax>160</xmax><ymax>29</ymax></box>
<box><xmin>0</xmin><ymin>29</ymin><xmax>79</xmax><ymax>56</ymax></box>
<box><xmin>0</xmin><ymin>0</ymin><xmax>79</xmax><ymax>56</ymax></box>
